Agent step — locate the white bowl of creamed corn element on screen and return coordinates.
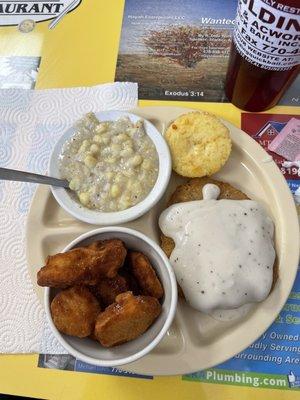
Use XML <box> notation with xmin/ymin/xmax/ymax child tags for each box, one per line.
<box><xmin>49</xmin><ymin>110</ymin><xmax>171</xmax><ymax>225</ymax></box>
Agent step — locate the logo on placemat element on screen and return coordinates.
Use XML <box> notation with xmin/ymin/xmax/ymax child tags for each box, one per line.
<box><xmin>287</xmin><ymin>371</ymin><xmax>300</xmax><ymax>388</ymax></box>
<box><xmin>0</xmin><ymin>0</ymin><xmax>82</xmax><ymax>28</ymax></box>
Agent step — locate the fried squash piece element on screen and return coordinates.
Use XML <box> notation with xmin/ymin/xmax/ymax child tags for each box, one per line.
<box><xmin>94</xmin><ymin>291</ymin><xmax>161</xmax><ymax>347</ymax></box>
<box><xmin>51</xmin><ymin>286</ymin><xmax>100</xmax><ymax>338</ymax></box>
<box><xmin>128</xmin><ymin>252</ymin><xmax>164</xmax><ymax>299</ymax></box>
<box><xmin>93</xmin><ymin>274</ymin><xmax>129</xmax><ymax>307</ymax></box>
<box><xmin>120</xmin><ymin>270</ymin><xmax>141</xmax><ymax>296</ymax></box>
<box><xmin>37</xmin><ymin>239</ymin><xmax>126</xmax><ymax>288</ymax></box>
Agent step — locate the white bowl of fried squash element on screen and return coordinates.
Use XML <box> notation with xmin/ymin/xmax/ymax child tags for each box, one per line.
<box><xmin>38</xmin><ymin>227</ymin><xmax>177</xmax><ymax>367</ymax></box>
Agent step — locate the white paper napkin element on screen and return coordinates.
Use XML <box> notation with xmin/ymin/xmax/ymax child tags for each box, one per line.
<box><xmin>0</xmin><ymin>82</ymin><xmax>138</xmax><ymax>354</ymax></box>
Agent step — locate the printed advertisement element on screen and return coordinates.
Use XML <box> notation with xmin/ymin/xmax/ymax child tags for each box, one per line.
<box><xmin>233</xmin><ymin>0</ymin><xmax>300</xmax><ymax>71</ymax></box>
<box><xmin>115</xmin><ymin>0</ymin><xmax>300</xmax><ymax>104</ymax></box>
<box><xmin>38</xmin><ymin>354</ymin><xmax>152</xmax><ymax>380</ymax></box>
<box><xmin>241</xmin><ymin>113</ymin><xmax>300</xmax><ymax>203</ymax></box>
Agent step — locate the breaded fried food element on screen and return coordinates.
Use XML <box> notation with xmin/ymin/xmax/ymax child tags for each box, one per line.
<box><xmin>128</xmin><ymin>252</ymin><xmax>164</xmax><ymax>299</ymax></box>
<box><xmin>165</xmin><ymin>111</ymin><xmax>231</xmax><ymax>177</ymax></box>
<box><xmin>37</xmin><ymin>239</ymin><xmax>126</xmax><ymax>288</ymax></box>
<box><xmin>51</xmin><ymin>286</ymin><xmax>100</xmax><ymax>338</ymax></box>
<box><xmin>94</xmin><ymin>291</ymin><xmax>161</xmax><ymax>347</ymax></box>
<box><xmin>86</xmin><ymin>239</ymin><xmax>119</xmax><ymax>252</ymax></box>
<box><xmin>161</xmin><ymin>177</ymin><xmax>249</xmax><ymax>257</ymax></box>
<box><xmin>93</xmin><ymin>274</ymin><xmax>129</xmax><ymax>307</ymax></box>
<box><xmin>118</xmin><ymin>263</ymin><xmax>141</xmax><ymax>295</ymax></box>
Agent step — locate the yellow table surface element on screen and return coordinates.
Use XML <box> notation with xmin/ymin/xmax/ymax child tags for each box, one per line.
<box><xmin>0</xmin><ymin>1</ymin><xmax>298</xmax><ymax>399</ymax></box>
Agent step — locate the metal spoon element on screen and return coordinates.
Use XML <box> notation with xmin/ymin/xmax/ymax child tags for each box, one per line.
<box><xmin>0</xmin><ymin>167</ymin><xmax>69</xmax><ymax>189</ymax></box>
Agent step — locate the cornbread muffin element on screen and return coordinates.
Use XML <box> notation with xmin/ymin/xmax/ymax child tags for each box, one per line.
<box><xmin>165</xmin><ymin>112</ymin><xmax>232</xmax><ymax>177</ymax></box>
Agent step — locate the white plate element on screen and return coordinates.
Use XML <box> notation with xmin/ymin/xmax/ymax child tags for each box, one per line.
<box><xmin>26</xmin><ymin>106</ymin><xmax>299</xmax><ymax>375</ymax></box>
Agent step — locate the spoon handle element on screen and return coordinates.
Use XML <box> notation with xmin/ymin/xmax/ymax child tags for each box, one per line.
<box><xmin>48</xmin><ymin>0</ymin><xmax>78</xmax><ymax>29</ymax></box>
<box><xmin>0</xmin><ymin>167</ymin><xmax>69</xmax><ymax>188</ymax></box>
